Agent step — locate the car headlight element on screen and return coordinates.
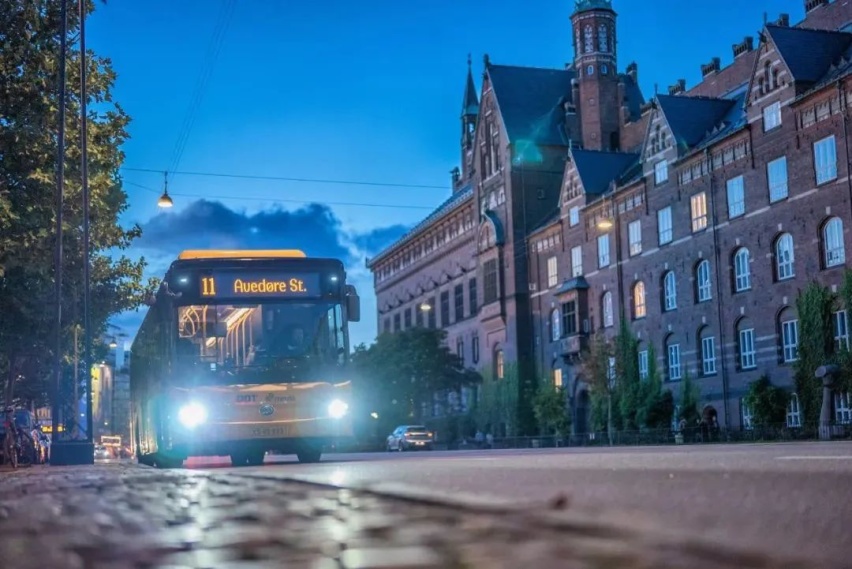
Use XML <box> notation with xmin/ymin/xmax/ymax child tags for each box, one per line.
<box><xmin>328</xmin><ymin>399</ymin><xmax>348</xmax><ymax>419</ymax></box>
<box><xmin>178</xmin><ymin>402</ymin><xmax>207</xmax><ymax>428</ymax></box>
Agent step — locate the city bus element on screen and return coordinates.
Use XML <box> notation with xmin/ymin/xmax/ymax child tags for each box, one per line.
<box><xmin>130</xmin><ymin>249</ymin><xmax>360</xmax><ymax>468</ymax></box>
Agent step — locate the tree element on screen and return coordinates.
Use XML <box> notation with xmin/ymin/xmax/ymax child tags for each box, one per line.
<box><xmin>614</xmin><ymin>318</ymin><xmax>641</xmax><ymax>430</ymax></box>
<box><xmin>0</xmin><ymin>1</ymin><xmax>155</xmax><ymax>408</ymax></box>
<box><xmin>350</xmin><ymin>328</ymin><xmax>481</xmax><ymax>437</ymax></box>
<box><xmin>636</xmin><ymin>343</ymin><xmax>674</xmax><ymax>430</ymax></box>
<box><xmin>581</xmin><ymin>330</ymin><xmax>615</xmax><ymax>439</ymax></box>
<box><xmin>744</xmin><ymin>375</ymin><xmax>789</xmax><ymax>427</ymax></box>
<box><xmin>532</xmin><ymin>381</ymin><xmax>569</xmax><ymax>436</ymax></box>
<box><xmin>677</xmin><ymin>369</ymin><xmax>700</xmax><ymax>426</ymax></box>
<box><xmin>794</xmin><ymin>281</ymin><xmax>836</xmax><ymax>426</ymax></box>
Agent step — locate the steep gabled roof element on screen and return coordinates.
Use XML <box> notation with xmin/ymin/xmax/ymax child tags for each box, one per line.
<box><xmin>487</xmin><ymin>64</ymin><xmax>575</xmax><ymax>146</ymax></box>
<box><xmin>462</xmin><ymin>61</ymin><xmax>480</xmax><ymax>117</ymax></box>
<box><xmin>571</xmin><ymin>149</ymin><xmax>640</xmax><ymax>197</ymax></box>
<box><xmin>656</xmin><ymin>94</ymin><xmax>736</xmax><ymax>153</ymax></box>
<box><xmin>766</xmin><ymin>24</ymin><xmax>852</xmax><ymax>85</ymax></box>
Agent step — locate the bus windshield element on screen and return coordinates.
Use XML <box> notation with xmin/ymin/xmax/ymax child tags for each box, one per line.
<box><xmin>175</xmin><ymin>301</ymin><xmax>346</xmax><ymax>373</ymax></box>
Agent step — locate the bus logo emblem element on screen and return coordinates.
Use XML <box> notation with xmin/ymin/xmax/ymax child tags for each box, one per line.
<box><xmin>259</xmin><ymin>403</ymin><xmax>275</xmax><ymax>416</ymax></box>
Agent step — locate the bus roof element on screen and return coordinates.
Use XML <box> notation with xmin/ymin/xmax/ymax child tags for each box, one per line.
<box><xmin>177</xmin><ymin>249</ymin><xmax>307</xmax><ymax>260</ymax></box>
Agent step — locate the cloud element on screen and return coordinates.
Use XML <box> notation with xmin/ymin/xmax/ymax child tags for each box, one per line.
<box><xmin>113</xmin><ymin>199</ymin><xmax>413</xmax><ymax>347</ymax></box>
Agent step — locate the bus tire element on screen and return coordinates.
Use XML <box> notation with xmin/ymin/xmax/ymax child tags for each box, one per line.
<box><xmin>153</xmin><ymin>454</ymin><xmax>183</xmax><ymax>469</ymax></box>
<box><xmin>296</xmin><ymin>447</ymin><xmax>322</xmax><ymax>464</ymax></box>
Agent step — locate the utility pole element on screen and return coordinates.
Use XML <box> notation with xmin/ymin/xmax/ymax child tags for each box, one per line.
<box><xmin>80</xmin><ymin>0</ymin><xmax>94</xmax><ymax>455</ymax></box>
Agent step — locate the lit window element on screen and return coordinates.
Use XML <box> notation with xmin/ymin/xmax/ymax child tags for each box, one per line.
<box><xmin>547</xmin><ymin>256</ymin><xmax>558</xmax><ymax>288</ymax></box>
<box><xmin>663</xmin><ymin>271</ymin><xmax>677</xmax><ymax>311</ymax></box>
<box><xmin>598</xmin><ymin>234</ymin><xmax>610</xmax><ymax>268</ymax></box>
<box><xmin>633</xmin><ymin>281</ymin><xmax>646</xmax><ymax>319</ymax></box>
<box><xmin>823</xmin><ymin>217</ymin><xmax>845</xmax><ymax>268</ymax></box>
<box><xmin>767</xmin><ymin>157</ymin><xmax>788</xmax><ymax>202</ymax></box>
<box><xmin>553</xmin><ymin>368</ymin><xmax>563</xmax><ymax>389</ymax></box>
<box><xmin>657</xmin><ymin>207</ymin><xmax>673</xmax><ymax>245</ymax></box>
<box><xmin>696</xmin><ymin>260</ymin><xmax>712</xmax><ymax>302</ymax></box>
<box><xmin>655</xmin><ymin>160</ymin><xmax>668</xmax><ymax>185</ymax></box>
<box><xmin>726</xmin><ymin>175</ymin><xmax>745</xmax><ymax>219</ymax></box>
<box><xmin>628</xmin><ymin>220</ymin><xmax>642</xmax><ymax>256</ymax></box>
<box><xmin>691</xmin><ymin>192</ymin><xmax>708</xmax><ymax>232</ymax></box>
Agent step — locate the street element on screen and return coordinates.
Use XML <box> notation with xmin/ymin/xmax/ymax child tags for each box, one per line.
<box><xmin>184</xmin><ymin>441</ymin><xmax>852</xmax><ymax>566</ymax></box>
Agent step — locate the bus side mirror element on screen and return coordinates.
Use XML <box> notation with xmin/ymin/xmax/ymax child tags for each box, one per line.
<box><xmin>347</xmin><ymin>293</ymin><xmax>361</xmax><ymax>323</ymax></box>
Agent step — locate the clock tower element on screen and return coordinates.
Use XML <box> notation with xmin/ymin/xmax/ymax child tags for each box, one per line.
<box><xmin>572</xmin><ymin>0</ymin><xmax>621</xmax><ymax>151</ymax></box>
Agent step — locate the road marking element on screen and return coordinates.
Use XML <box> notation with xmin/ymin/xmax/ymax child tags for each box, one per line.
<box><xmin>776</xmin><ymin>456</ymin><xmax>852</xmax><ymax>461</ymax></box>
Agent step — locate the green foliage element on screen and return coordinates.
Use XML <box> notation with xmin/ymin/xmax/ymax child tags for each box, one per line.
<box><xmin>615</xmin><ymin>318</ymin><xmax>641</xmax><ymax>430</ymax></box>
<box><xmin>635</xmin><ymin>343</ymin><xmax>674</xmax><ymax>430</ymax></box>
<box><xmin>532</xmin><ymin>382</ymin><xmax>569</xmax><ymax>436</ymax></box>
<box><xmin>677</xmin><ymin>369</ymin><xmax>700</xmax><ymax>425</ymax></box>
<box><xmin>0</xmin><ymin>1</ymin><xmax>155</xmax><ymax>406</ymax></box>
<box><xmin>349</xmin><ymin>328</ymin><xmax>481</xmax><ymax>437</ymax></box>
<box><xmin>744</xmin><ymin>375</ymin><xmax>790</xmax><ymax>427</ymax></box>
<box><xmin>794</xmin><ymin>281</ymin><xmax>836</xmax><ymax>426</ymax></box>
<box><xmin>580</xmin><ymin>331</ymin><xmax>613</xmax><ymax>432</ymax></box>
<box><xmin>473</xmin><ymin>361</ymin><xmax>519</xmax><ymax>436</ymax></box>
<box><xmin>837</xmin><ymin>271</ymin><xmax>852</xmax><ymax>394</ymax></box>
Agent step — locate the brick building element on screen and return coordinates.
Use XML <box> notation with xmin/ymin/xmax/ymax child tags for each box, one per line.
<box><xmin>367</xmin><ymin>0</ymin><xmax>852</xmax><ymax>435</ymax></box>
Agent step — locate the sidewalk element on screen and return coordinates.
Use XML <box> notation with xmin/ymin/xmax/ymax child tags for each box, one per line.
<box><xmin>0</xmin><ymin>463</ymin><xmax>834</xmax><ymax>569</ymax></box>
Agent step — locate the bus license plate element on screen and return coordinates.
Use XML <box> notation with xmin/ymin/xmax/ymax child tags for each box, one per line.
<box><xmin>250</xmin><ymin>425</ymin><xmax>292</xmax><ymax>437</ymax></box>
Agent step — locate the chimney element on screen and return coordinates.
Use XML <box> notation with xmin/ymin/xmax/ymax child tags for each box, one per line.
<box><xmin>775</xmin><ymin>13</ymin><xmax>790</xmax><ymax>26</ymax></box>
<box><xmin>701</xmin><ymin>57</ymin><xmax>721</xmax><ymax>77</ymax></box>
<box><xmin>626</xmin><ymin>61</ymin><xmax>638</xmax><ymax>84</ymax></box>
<box><xmin>668</xmin><ymin>79</ymin><xmax>686</xmax><ymax>95</ymax></box>
<box><xmin>805</xmin><ymin>0</ymin><xmax>828</xmax><ymax>13</ymax></box>
<box><xmin>732</xmin><ymin>36</ymin><xmax>754</xmax><ymax>59</ymax></box>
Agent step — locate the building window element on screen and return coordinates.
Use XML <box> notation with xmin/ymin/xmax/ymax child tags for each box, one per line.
<box><xmin>415</xmin><ymin>306</ymin><xmax>424</xmax><ymax>327</ymax></box>
<box><xmin>657</xmin><ymin>207</ymin><xmax>673</xmax><ymax>245</ymax></box>
<box><xmin>767</xmin><ymin>156</ymin><xmax>788</xmax><ymax>202</ymax></box>
<box><xmin>602</xmin><ymin>291</ymin><xmax>614</xmax><ymax>328</ymax></box>
<box><xmin>587</xmin><ymin>64</ymin><xmax>594</xmax><ymax>76</ymax></box>
<box><xmin>814</xmin><ymin>135</ymin><xmax>837</xmax><ymax>185</ymax></box>
<box><xmin>654</xmin><ymin>160</ymin><xmax>668</xmax><ymax>185</ymax></box>
<box><xmin>738</xmin><ymin>325</ymin><xmax>756</xmax><ymax>369</ymax></box>
<box><xmin>562</xmin><ymin>301</ymin><xmax>577</xmax><ymax>336</ymax></box>
<box><xmin>456</xmin><ymin>337</ymin><xmax>464</xmax><ymax>363</ymax></box>
<box><xmin>834</xmin><ymin>310</ymin><xmax>849</xmax><ymax>351</ymax></box>
<box><xmin>454</xmin><ymin>284</ymin><xmax>464</xmax><ymax>322</ymax></box>
<box><xmin>550</xmin><ymin>308</ymin><xmax>561</xmax><ymax>341</ymax></box>
<box><xmin>607</xmin><ymin>357</ymin><xmax>616</xmax><ymax>382</ymax></box>
<box><xmin>571</xmin><ymin>246</ymin><xmax>583</xmax><ymax>277</ymax></box>
<box><xmin>427</xmin><ymin>297</ymin><xmax>436</xmax><ymax>328</ymax></box>
<box><xmin>494</xmin><ymin>349</ymin><xmax>504</xmax><ymax>380</ymax></box>
<box><xmin>547</xmin><ymin>256</ymin><xmax>558</xmax><ymax>287</ymax></box>
<box><xmin>553</xmin><ymin>368</ymin><xmax>563</xmax><ymax>389</ymax></box>
<box><xmin>569</xmin><ymin>206</ymin><xmax>580</xmax><ymax>226</ymax></box>
<box><xmin>781</xmin><ymin>317</ymin><xmax>799</xmax><ymax>363</ymax></box>
<box><xmin>483</xmin><ymin>259</ymin><xmax>498</xmax><ymax>304</ymax></box>
<box><xmin>823</xmin><ymin>217</ymin><xmax>845</xmax><ymax>268</ymax></box>
<box><xmin>598</xmin><ymin>234</ymin><xmax>611</xmax><ymax>268</ymax></box>
<box><xmin>696</xmin><ymin>260</ymin><xmax>712</xmax><ymax>302</ymax></box>
<box><xmin>638</xmin><ymin>350</ymin><xmax>649</xmax><ymax>380</ymax></box>
<box><xmin>393</xmin><ymin>313</ymin><xmax>401</xmax><ymax>332</ymax></box>
<box><xmin>440</xmin><ymin>291</ymin><xmax>450</xmax><ymax>327</ymax></box>
<box><xmin>734</xmin><ymin>248</ymin><xmax>751</xmax><ymax>292</ymax></box>
<box><xmin>726</xmin><ymin>175</ymin><xmax>745</xmax><ymax>219</ymax></box>
<box><xmin>787</xmin><ymin>394</ymin><xmax>802</xmax><ymax>428</ymax></box>
<box><xmin>628</xmin><ymin>220</ymin><xmax>642</xmax><ymax>256</ymax></box>
<box><xmin>835</xmin><ymin>392</ymin><xmax>852</xmax><ymax>424</ymax></box>
<box><xmin>701</xmin><ymin>333</ymin><xmax>717</xmax><ymax>375</ymax></box>
<box><xmin>404</xmin><ymin>308</ymin><xmax>412</xmax><ymax>329</ymax></box>
<box><xmin>469</xmin><ymin>278</ymin><xmax>478</xmax><ymax>315</ymax></box>
<box><xmin>691</xmin><ymin>192</ymin><xmax>708</xmax><ymax>232</ymax></box>
<box><xmin>472</xmin><ymin>334</ymin><xmax>480</xmax><ymax>364</ymax></box>
<box><xmin>667</xmin><ymin>340</ymin><xmax>682</xmax><ymax>381</ymax></box>
<box><xmin>383</xmin><ymin>318</ymin><xmax>390</xmax><ymax>334</ymax></box>
<box><xmin>742</xmin><ymin>400</ymin><xmax>754</xmax><ymax>430</ymax></box>
<box><xmin>775</xmin><ymin>233</ymin><xmax>795</xmax><ymax>280</ymax></box>
<box><xmin>633</xmin><ymin>281</ymin><xmax>646</xmax><ymax>319</ymax></box>
<box><xmin>762</xmin><ymin>101</ymin><xmax>781</xmax><ymax>131</ymax></box>
<box><xmin>663</xmin><ymin>271</ymin><xmax>677</xmax><ymax>311</ymax></box>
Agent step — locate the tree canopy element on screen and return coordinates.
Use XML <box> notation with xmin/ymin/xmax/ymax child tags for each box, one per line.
<box><xmin>350</xmin><ymin>328</ymin><xmax>481</xmax><ymax>437</ymax></box>
<box><xmin>1</xmin><ymin>1</ymin><xmax>155</xmax><ymax>407</ymax></box>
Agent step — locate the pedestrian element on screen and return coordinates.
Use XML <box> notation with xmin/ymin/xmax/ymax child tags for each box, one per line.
<box><xmin>485</xmin><ymin>432</ymin><xmax>493</xmax><ymax>449</ymax></box>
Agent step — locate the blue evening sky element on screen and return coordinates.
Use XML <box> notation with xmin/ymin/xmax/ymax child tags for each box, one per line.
<box><xmin>88</xmin><ymin>0</ymin><xmax>804</xmax><ymax>347</ymax></box>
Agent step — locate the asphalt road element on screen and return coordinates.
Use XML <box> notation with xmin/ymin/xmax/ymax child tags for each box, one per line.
<box><xmin>183</xmin><ymin>441</ymin><xmax>852</xmax><ymax>566</ymax></box>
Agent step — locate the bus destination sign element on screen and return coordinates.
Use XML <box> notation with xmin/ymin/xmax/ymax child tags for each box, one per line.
<box><xmin>199</xmin><ymin>272</ymin><xmax>322</xmax><ymax>298</ymax></box>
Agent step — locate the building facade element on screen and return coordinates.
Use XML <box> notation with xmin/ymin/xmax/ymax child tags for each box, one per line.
<box><xmin>367</xmin><ymin>0</ymin><xmax>852</xmax><ymax>435</ymax></box>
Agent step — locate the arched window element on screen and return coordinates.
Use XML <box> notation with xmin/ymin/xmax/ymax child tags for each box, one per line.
<box><xmin>699</xmin><ymin>326</ymin><xmax>717</xmax><ymax>376</ymax></box>
<box><xmin>823</xmin><ymin>217</ymin><xmax>845</xmax><ymax>267</ymax></box>
<box><xmin>736</xmin><ymin>317</ymin><xmax>756</xmax><ymax>370</ymax></box>
<box><xmin>734</xmin><ymin>248</ymin><xmax>751</xmax><ymax>292</ymax></box>
<box><xmin>771</xmin><ymin>66</ymin><xmax>779</xmax><ymax>89</ymax></box>
<box><xmin>584</xmin><ymin>25</ymin><xmax>594</xmax><ymax>53</ymax></box>
<box><xmin>775</xmin><ymin>233</ymin><xmax>795</xmax><ymax>280</ymax></box>
<box><xmin>696</xmin><ymin>260</ymin><xmax>712</xmax><ymax>302</ymax></box>
<box><xmin>494</xmin><ymin>348</ymin><xmax>505</xmax><ymax>379</ymax></box>
<box><xmin>550</xmin><ymin>308</ymin><xmax>561</xmax><ymax>341</ymax></box>
<box><xmin>479</xmin><ymin>223</ymin><xmax>495</xmax><ymax>251</ymax></box>
<box><xmin>663</xmin><ymin>271</ymin><xmax>677</xmax><ymax>311</ymax></box>
<box><xmin>763</xmin><ymin>62</ymin><xmax>771</xmax><ymax>88</ymax></box>
<box><xmin>602</xmin><ymin>291</ymin><xmax>614</xmax><ymax>328</ymax></box>
<box><xmin>633</xmin><ymin>281</ymin><xmax>646</xmax><ymax>319</ymax></box>
<box><xmin>598</xmin><ymin>23</ymin><xmax>609</xmax><ymax>53</ymax></box>
<box><xmin>665</xmin><ymin>334</ymin><xmax>682</xmax><ymax>381</ymax></box>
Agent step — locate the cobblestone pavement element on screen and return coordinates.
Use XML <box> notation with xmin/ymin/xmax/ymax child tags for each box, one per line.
<box><xmin>0</xmin><ymin>463</ymin><xmax>838</xmax><ymax>569</ymax></box>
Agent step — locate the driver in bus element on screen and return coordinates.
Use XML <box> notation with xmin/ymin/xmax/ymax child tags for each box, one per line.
<box><xmin>286</xmin><ymin>327</ymin><xmax>305</xmax><ymax>352</ymax></box>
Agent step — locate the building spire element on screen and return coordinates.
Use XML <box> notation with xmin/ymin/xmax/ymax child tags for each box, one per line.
<box><xmin>462</xmin><ymin>53</ymin><xmax>479</xmax><ymax>118</ymax></box>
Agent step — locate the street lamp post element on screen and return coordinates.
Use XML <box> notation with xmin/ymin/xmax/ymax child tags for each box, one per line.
<box><xmin>80</xmin><ymin>0</ymin><xmax>94</xmax><ymax>459</ymax></box>
<box><xmin>596</xmin><ymin>193</ymin><xmax>622</xmax><ymax>447</ymax></box>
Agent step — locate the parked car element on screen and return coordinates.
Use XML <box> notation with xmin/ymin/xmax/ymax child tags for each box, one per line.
<box><xmin>94</xmin><ymin>445</ymin><xmax>111</xmax><ymax>460</ymax></box>
<box><xmin>386</xmin><ymin>425</ymin><xmax>434</xmax><ymax>451</ymax></box>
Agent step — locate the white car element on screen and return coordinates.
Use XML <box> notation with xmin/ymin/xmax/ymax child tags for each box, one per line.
<box><xmin>386</xmin><ymin>425</ymin><xmax>434</xmax><ymax>451</ymax></box>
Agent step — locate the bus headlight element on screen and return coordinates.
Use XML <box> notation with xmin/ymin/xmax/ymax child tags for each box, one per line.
<box><xmin>178</xmin><ymin>402</ymin><xmax>208</xmax><ymax>428</ymax></box>
<box><xmin>328</xmin><ymin>399</ymin><xmax>348</xmax><ymax>419</ymax></box>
